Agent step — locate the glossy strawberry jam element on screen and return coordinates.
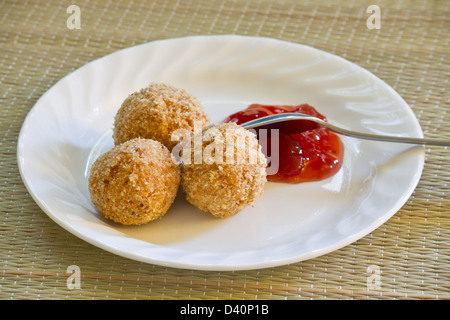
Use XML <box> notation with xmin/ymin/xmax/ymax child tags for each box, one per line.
<box><xmin>224</xmin><ymin>104</ymin><xmax>344</xmax><ymax>183</ymax></box>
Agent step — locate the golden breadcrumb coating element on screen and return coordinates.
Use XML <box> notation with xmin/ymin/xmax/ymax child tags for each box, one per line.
<box><xmin>113</xmin><ymin>82</ymin><xmax>209</xmax><ymax>150</ymax></box>
<box><xmin>89</xmin><ymin>138</ymin><xmax>180</xmax><ymax>225</ymax></box>
<box><xmin>180</xmin><ymin>122</ymin><xmax>267</xmax><ymax>218</ymax></box>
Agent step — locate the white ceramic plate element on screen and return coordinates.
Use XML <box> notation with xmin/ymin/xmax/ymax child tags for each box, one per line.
<box><xmin>18</xmin><ymin>35</ymin><xmax>425</xmax><ymax>270</ymax></box>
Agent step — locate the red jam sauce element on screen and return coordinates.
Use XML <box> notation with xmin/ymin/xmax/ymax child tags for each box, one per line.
<box><xmin>224</xmin><ymin>104</ymin><xmax>344</xmax><ymax>184</ymax></box>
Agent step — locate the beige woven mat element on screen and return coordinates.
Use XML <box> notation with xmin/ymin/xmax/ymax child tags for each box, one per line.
<box><xmin>1</xmin><ymin>0</ymin><xmax>449</xmax><ymax>300</ymax></box>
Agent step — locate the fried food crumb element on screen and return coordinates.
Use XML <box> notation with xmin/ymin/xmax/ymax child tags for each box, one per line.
<box><xmin>89</xmin><ymin>138</ymin><xmax>180</xmax><ymax>225</ymax></box>
<box><xmin>180</xmin><ymin>122</ymin><xmax>267</xmax><ymax>218</ymax></box>
<box><xmin>113</xmin><ymin>82</ymin><xmax>209</xmax><ymax>150</ymax></box>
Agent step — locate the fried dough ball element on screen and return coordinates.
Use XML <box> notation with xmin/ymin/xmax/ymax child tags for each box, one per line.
<box><xmin>89</xmin><ymin>138</ymin><xmax>180</xmax><ymax>225</ymax></box>
<box><xmin>113</xmin><ymin>83</ymin><xmax>209</xmax><ymax>150</ymax></box>
<box><xmin>180</xmin><ymin>122</ymin><xmax>267</xmax><ymax>218</ymax></box>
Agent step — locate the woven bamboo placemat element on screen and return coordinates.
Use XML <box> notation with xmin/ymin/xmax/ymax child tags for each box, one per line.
<box><xmin>1</xmin><ymin>0</ymin><xmax>449</xmax><ymax>300</ymax></box>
